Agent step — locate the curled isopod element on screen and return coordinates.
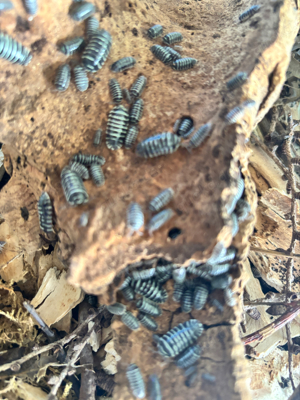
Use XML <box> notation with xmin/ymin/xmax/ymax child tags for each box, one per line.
<box><xmin>174</xmin><ymin>117</ymin><xmax>194</xmax><ymax>138</ymax></box>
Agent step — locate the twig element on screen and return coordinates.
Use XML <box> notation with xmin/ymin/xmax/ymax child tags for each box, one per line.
<box><xmin>265</xmin><ymin>106</ymin><xmax>279</xmax><ymax>140</ymax></box>
<box><xmin>23</xmin><ymin>301</ymin><xmax>55</xmax><ymax>340</ymax></box>
<box><xmin>0</xmin><ymin>306</ymin><xmax>105</xmax><ymax>373</ymax></box>
<box><xmin>286</xmin><ymin>323</ymin><xmax>296</xmax><ymax>390</ymax></box>
<box><xmin>250</xmin><ymin>246</ymin><xmax>300</xmax><ymax>259</ymax></box>
<box><xmin>0</xmin><ymin>252</ymin><xmax>24</xmax><ymax>271</ymax></box>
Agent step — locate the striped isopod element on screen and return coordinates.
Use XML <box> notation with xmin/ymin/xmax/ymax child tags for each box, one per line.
<box><xmin>131</xmin><ymin>279</ymin><xmax>167</xmax><ymax>303</ymax></box>
<box><xmin>149</xmin><ymin>188</ymin><xmax>174</xmax><ymax>212</ymax></box>
<box><xmin>71</xmin><ymin>154</ymin><xmax>106</xmax><ymax>166</ymax></box>
<box><xmin>218</xmin><ymin>247</ymin><xmax>236</xmax><ymax>264</ymax></box>
<box><xmin>86</xmin><ymin>16</ymin><xmax>99</xmax><ymax>38</ymax></box>
<box><xmin>123</xmin><ymin>88</ymin><xmax>132</xmax><ymax>104</ymax></box>
<box><xmin>0</xmin><ymin>241</ymin><xmax>6</xmax><ymax>253</ymax></box>
<box><xmin>136</xmin><ymin>297</ymin><xmax>162</xmax><ymax>317</ymax></box>
<box><xmin>69</xmin><ymin>162</ymin><xmax>89</xmax><ymax>180</ymax></box>
<box><xmin>93</xmin><ymin>129</ymin><xmax>102</xmax><ymax>146</ymax></box>
<box><xmin>61</xmin><ymin>167</ymin><xmax>89</xmax><ymax>206</ymax></box>
<box><xmin>130</xmin><ymin>75</ymin><xmax>147</xmax><ymax>98</ymax></box>
<box><xmin>38</xmin><ymin>192</ymin><xmax>53</xmax><ymax>234</ymax></box>
<box><xmin>148</xmin><ymin>209</ymin><xmax>175</xmax><ymax>235</ymax></box>
<box><xmin>126</xmin><ymin>364</ymin><xmax>145</xmax><ymax>399</ymax></box>
<box><xmin>157</xmin><ymin>319</ymin><xmax>203</xmax><ymax>357</ymax></box>
<box><xmin>73</xmin><ymin>65</ymin><xmax>89</xmax><ymax>92</ymax></box>
<box><xmin>0</xmin><ymin>33</ymin><xmax>32</xmax><ymax>65</ymax></box>
<box><xmin>226</xmin><ymin>72</ymin><xmax>248</xmax><ymax>91</ymax></box>
<box><xmin>166</xmin><ymin>47</ymin><xmax>181</xmax><ymax>62</ymax></box>
<box><xmin>163</xmin><ymin>32</ymin><xmax>183</xmax><ymax>45</ymax></box>
<box><xmin>125</xmin><ymin>125</ymin><xmax>139</xmax><ymax>149</ymax></box>
<box><xmin>226</xmin><ymin>176</ymin><xmax>245</xmax><ymax>214</ymax></box>
<box><xmin>130</xmin><ymin>99</ymin><xmax>144</xmax><ymax>124</ymax></box>
<box><xmin>225</xmin><ymin>99</ymin><xmax>256</xmax><ymax>124</ymax></box>
<box><xmin>22</xmin><ymin>0</ymin><xmax>37</xmax><ymax>15</ymax></box>
<box><xmin>211</xmin><ymin>273</ymin><xmax>232</xmax><ymax>289</ymax></box>
<box><xmin>137</xmin><ymin>313</ymin><xmax>158</xmax><ymax>331</ymax></box>
<box><xmin>193</xmin><ymin>283</ymin><xmax>209</xmax><ymax>310</ymax></box>
<box><xmin>148</xmin><ymin>374</ymin><xmax>162</xmax><ymax>400</ymax></box>
<box><xmin>174</xmin><ymin>117</ymin><xmax>194</xmax><ymax>138</ymax></box>
<box><xmin>54</xmin><ymin>64</ymin><xmax>71</xmax><ymax>92</ymax></box>
<box><xmin>246</xmin><ymin>307</ymin><xmax>261</xmax><ymax>320</ymax></box>
<box><xmin>187</xmin><ymin>263</ymin><xmax>212</xmax><ymax>281</ymax></box>
<box><xmin>172</xmin><ymin>267</ymin><xmax>186</xmax><ymax>284</ymax></box>
<box><xmin>156</xmin><ymin>264</ymin><xmax>173</xmax><ymax>284</ymax></box>
<box><xmin>151</xmin><ymin>45</ymin><xmax>173</xmax><ymax>65</ymax></box>
<box><xmin>106</xmin><ymin>105</ymin><xmax>129</xmax><ymax>150</ymax></box>
<box><xmin>136</xmin><ymin>132</ymin><xmax>181</xmax><ymax>158</ymax></box>
<box><xmin>239</xmin><ymin>5</ymin><xmax>261</xmax><ymax>23</ymax></box>
<box><xmin>173</xmin><ymin>282</ymin><xmax>184</xmax><ymax>302</ymax></box>
<box><xmin>231</xmin><ymin>213</ymin><xmax>239</xmax><ymax>237</ymax></box>
<box><xmin>119</xmin><ymin>276</ymin><xmax>132</xmax><ymax>290</ymax></box>
<box><xmin>224</xmin><ymin>287</ymin><xmax>236</xmax><ymax>307</ymax></box>
<box><xmin>172</xmin><ymin>58</ymin><xmax>197</xmax><ymax>71</ymax></box>
<box><xmin>106</xmin><ymin>302</ymin><xmax>126</xmax><ymax>315</ymax></box>
<box><xmin>132</xmin><ymin>268</ymin><xmax>156</xmax><ymax>281</ymax></box>
<box><xmin>176</xmin><ymin>344</ymin><xmax>202</xmax><ymax>368</ymax></box>
<box><xmin>111</xmin><ymin>56</ymin><xmax>136</xmax><ymax>72</ymax></box>
<box><xmin>59</xmin><ymin>37</ymin><xmax>85</xmax><ymax>55</ymax></box>
<box><xmin>69</xmin><ymin>1</ymin><xmax>96</xmax><ymax>21</ymax></box>
<box><xmin>181</xmin><ymin>287</ymin><xmax>193</xmax><ymax>313</ymax></box>
<box><xmin>202</xmin><ymin>373</ymin><xmax>216</xmax><ymax>383</ymax></box>
<box><xmin>209</xmin><ymin>263</ymin><xmax>231</xmax><ymax>276</ymax></box>
<box><xmin>121</xmin><ymin>286</ymin><xmax>135</xmax><ymax>301</ymax></box>
<box><xmin>148</xmin><ymin>24</ymin><xmax>163</xmax><ymax>39</ymax></box>
<box><xmin>152</xmin><ymin>334</ymin><xmax>161</xmax><ymax>343</ymax></box>
<box><xmin>82</xmin><ymin>29</ymin><xmax>112</xmax><ymax>72</ymax></box>
<box><xmin>0</xmin><ymin>1</ymin><xmax>13</xmax><ymax>11</ymax></box>
<box><xmin>127</xmin><ymin>202</ymin><xmax>144</xmax><ymax>235</ymax></box>
<box><xmin>109</xmin><ymin>78</ymin><xmax>122</xmax><ymax>104</ymax></box>
<box><xmin>235</xmin><ymin>199</ymin><xmax>251</xmax><ymax>221</ymax></box>
<box><xmin>185</xmin><ymin>122</ymin><xmax>212</xmax><ymax>150</ymax></box>
<box><xmin>90</xmin><ymin>164</ymin><xmax>105</xmax><ymax>187</ymax></box>
<box><xmin>121</xmin><ymin>311</ymin><xmax>140</xmax><ymax>330</ymax></box>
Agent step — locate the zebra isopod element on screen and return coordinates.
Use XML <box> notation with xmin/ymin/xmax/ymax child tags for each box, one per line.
<box><xmin>0</xmin><ymin>33</ymin><xmax>32</xmax><ymax>66</ymax></box>
<box><xmin>224</xmin><ymin>287</ymin><xmax>236</xmax><ymax>307</ymax></box>
<box><xmin>121</xmin><ymin>311</ymin><xmax>140</xmax><ymax>330</ymax></box>
<box><xmin>235</xmin><ymin>199</ymin><xmax>251</xmax><ymax>221</ymax></box>
<box><xmin>73</xmin><ymin>65</ymin><xmax>89</xmax><ymax>92</ymax></box>
<box><xmin>136</xmin><ymin>297</ymin><xmax>162</xmax><ymax>317</ymax></box>
<box><xmin>239</xmin><ymin>5</ymin><xmax>261</xmax><ymax>23</ymax></box>
<box><xmin>163</xmin><ymin>32</ymin><xmax>183</xmax><ymax>45</ymax></box>
<box><xmin>226</xmin><ymin>72</ymin><xmax>248</xmax><ymax>91</ymax></box>
<box><xmin>71</xmin><ymin>154</ymin><xmax>106</xmax><ymax>166</ymax></box>
<box><xmin>121</xmin><ymin>285</ymin><xmax>135</xmax><ymax>301</ymax></box>
<box><xmin>93</xmin><ymin>129</ymin><xmax>102</xmax><ymax>146</ymax></box>
<box><xmin>148</xmin><ymin>24</ymin><xmax>163</xmax><ymax>39</ymax></box>
<box><xmin>130</xmin><ymin>75</ymin><xmax>147</xmax><ymax>98</ymax></box>
<box><xmin>69</xmin><ymin>161</ymin><xmax>89</xmax><ymax>180</ymax></box>
<box><xmin>38</xmin><ymin>192</ymin><xmax>53</xmax><ymax>234</ymax></box>
<box><xmin>126</xmin><ymin>364</ymin><xmax>145</xmax><ymax>399</ymax></box>
<box><xmin>225</xmin><ymin>99</ymin><xmax>256</xmax><ymax>124</ymax></box>
<box><xmin>185</xmin><ymin>122</ymin><xmax>212</xmax><ymax>150</ymax></box>
<box><xmin>69</xmin><ymin>1</ymin><xmax>96</xmax><ymax>21</ymax></box>
<box><xmin>23</xmin><ymin>0</ymin><xmax>37</xmax><ymax>15</ymax></box>
<box><xmin>148</xmin><ymin>208</ymin><xmax>175</xmax><ymax>235</ymax></box>
<box><xmin>137</xmin><ymin>313</ymin><xmax>158</xmax><ymax>331</ymax></box>
<box><xmin>132</xmin><ymin>268</ymin><xmax>156</xmax><ymax>281</ymax></box>
<box><xmin>127</xmin><ymin>202</ymin><xmax>144</xmax><ymax>235</ymax></box>
<box><xmin>172</xmin><ymin>58</ymin><xmax>197</xmax><ymax>71</ymax></box>
<box><xmin>181</xmin><ymin>287</ymin><xmax>194</xmax><ymax>313</ymax></box>
<box><xmin>193</xmin><ymin>283</ymin><xmax>209</xmax><ymax>310</ymax></box>
<box><xmin>149</xmin><ymin>188</ymin><xmax>174</xmax><ymax>212</ymax></box>
<box><xmin>130</xmin><ymin>99</ymin><xmax>144</xmax><ymax>124</ymax></box>
<box><xmin>106</xmin><ymin>302</ymin><xmax>126</xmax><ymax>315</ymax></box>
<box><xmin>90</xmin><ymin>164</ymin><xmax>105</xmax><ymax>187</ymax></box>
<box><xmin>136</xmin><ymin>132</ymin><xmax>181</xmax><ymax>158</ymax></box>
<box><xmin>176</xmin><ymin>344</ymin><xmax>202</xmax><ymax>368</ymax></box>
<box><xmin>226</xmin><ymin>176</ymin><xmax>245</xmax><ymax>214</ymax></box>
<box><xmin>86</xmin><ymin>16</ymin><xmax>99</xmax><ymax>38</ymax></box>
<box><xmin>173</xmin><ymin>282</ymin><xmax>184</xmax><ymax>302</ymax></box>
<box><xmin>82</xmin><ymin>29</ymin><xmax>112</xmax><ymax>72</ymax></box>
<box><xmin>106</xmin><ymin>105</ymin><xmax>129</xmax><ymax>150</ymax></box>
<box><xmin>209</xmin><ymin>262</ymin><xmax>231</xmax><ymax>276</ymax></box>
<box><xmin>111</xmin><ymin>56</ymin><xmax>136</xmax><ymax>72</ymax></box>
<box><xmin>109</xmin><ymin>78</ymin><xmax>123</xmax><ymax>104</ymax></box>
<box><xmin>125</xmin><ymin>125</ymin><xmax>139</xmax><ymax>149</ymax></box>
<box><xmin>59</xmin><ymin>37</ymin><xmax>85</xmax><ymax>56</ymax></box>
<box><xmin>61</xmin><ymin>167</ymin><xmax>89</xmax><ymax>206</ymax></box>
<box><xmin>54</xmin><ymin>64</ymin><xmax>71</xmax><ymax>92</ymax></box>
<box><xmin>151</xmin><ymin>45</ymin><xmax>173</xmax><ymax>65</ymax></box>
<box><xmin>155</xmin><ymin>264</ymin><xmax>173</xmax><ymax>284</ymax></box>
<box><xmin>131</xmin><ymin>279</ymin><xmax>168</xmax><ymax>303</ymax></box>
<box><xmin>174</xmin><ymin>117</ymin><xmax>194</xmax><ymax>138</ymax></box>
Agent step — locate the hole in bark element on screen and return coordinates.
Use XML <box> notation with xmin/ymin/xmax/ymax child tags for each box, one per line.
<box><xmin>15</xmin><ymin>16</ymin><xmax>30</xmax><ymax>33</ymax></box>
<box><xmin>30</xmin><ymin>117</ymin><xmax>34</xmax><ymax>122</ymax></box>
<box><xmin>132</xmin><ymin>27</ymin><xmax>138</xmax><ymax>36</ymax></box>
<box><xmin>0</xmin><ymin>170</ymin><xmax>11</xmax><ymax>190</ymax></box>
<box><xmin>44</xmin><ymin>244</ymin><xmax>54</xmax><ymax>255</ymax></box>
<box><xmin>20</xmin><ymin>207</ymin><xmax>29</xmax><ymax>221</ymax></box>
<box><xmin>168</xmin><ymin>227</ymin><xmax>182</xmax><ymax>239</ymax></box>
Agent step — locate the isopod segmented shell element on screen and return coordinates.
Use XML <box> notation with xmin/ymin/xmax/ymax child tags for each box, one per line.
<box><xmin>148</xmin><ymin>374</ymin><xmax>162</xmax><ymax>400</ymax></box>
<box><xmin>59</xmin><ymin>37</ymin><xmax>85</xmax><ymax>55</ymax></box>
<box><xmin>55</xmin><ymin>64</ymin><xmax>71</xmax><ymax>92</ymax></box>
<box><xmin>148</xmin><ymin>208</ymin><xmax>175</xmax><ymax>235</ymax></box>
<box><xmin>125</xmin><ymin>125</ymin><xmax>139</xmax><ymax>149</ymax></box>
<box><xmin>193</xmin><ymin>283</ymin><xmax>209</xmax><ymax>310</ymax></box>
<box><xmin>38</xmin><ymin>192</ymin><xmax>53</xmax><ymax>234</ymax></box>
<box><xmin>111</xmin><ymin>56</ymin><xmax>136</xmax><ymax>72</ymax></box>
<box><xmin>218</xmin><ymin>247</ymin><xmax>236</xmax><ymax>264</ymax></box>
<box><xmin>106</xmin><ymin>105</ymin><xmax>129</xmax><ymax>150</ymax></box>
<box><xmin>61</xmin><ymin>167</ymin><xmax>89</xmax><ymax>206</ymax></box>
<box><xmin>172</xmin><ymin>58</ymin><xmax>197</xmax><ymax>71</ymax></box>
<box><xmin>126</xmin><ymin>364</ymin><xmax>145</xmax><ymax>399</ymax></box>
<box><xmin>82</xmin><ymin>29</ymin><xmax>112</xmax><ymax>72</ymax></box>
<box><xmin>0</xmin><ymin>33</ymin><xmax>32</xmax><ymax>66</ymax></box>
<box><xmin>69</xmin><ymin>1</ymin><xmax>96</xmax><ymax>21</ymax></box>
<box><xmin>149</xmin><ymin>188</ymin><xmax>174</xmax><ymax>212</ymax></box>
<box><xmin>136</xmin><ymin>297</ymin><xmax>162</xmax><ymax>317</ymax></box>
<box><xmin>90</xmin><ymin>164</ymin><xmax>105</xmax><ymax>187</ymax></box>
<box><xmin>209</xmin><ymin>262</ymin><xmax>231</xmax><ymax>276</ymax></box>
<box><xmin>157</xmin><ymin>319</ymin><xmax>203</xmax><ymax>357</ymax></box>
<box><xmin>187</xmin><ymin>263</ymin><xmax>212</xmax><ymax>281</ymax></box>
<box><xmin>86</xmin><ymin>16</ymin><xmax>99</xmax><ymax>38</ymax></box>
<box><xmin>109</xmin><ymin>78</ymin><xmax>123</xmax><ymax>104</ymax></box>
<box><xmin>131</xmin><ymin>279</ymin><xmax>167</xmax><ymax>303</ymax></box>
<box><xmin>163</xmin><ymin>32</ymin><xmax>183</xmax><ymax>45</ymax></box>
<box><xmin>23</xmin><ymin>0</ymin><xmax>37</xmax><ymax>15</ymax></box>
<box><xmin>93</xmin><ymin>129</ymin><xmax>102</xmax><ymax>146</ymax></box>
<box><xmin>226</xmin><ymin>72</ymin><xmax>248</xmax><ymax>91</ymax></box>
<box><xmin>151</xmin><ymin>45</ymin><xmax>173</xmax><ymax>65</ymax></box>
<box><xmin>71</xmin><ymin>154</ymin><xmax>106</xmax><ymax>166</ymax></box>
<box><xmin>121</xmin><ymin>311</ymin><xmax>140</xmax><ymax>330</ymax></box>
<box><xmin>136</xmin><ymin>132</ymin><xmax>181</xmax><ymax>158</ymax></box>
<box><xmin>119</xmin><ymin>276</ymin><xmax>132</xmax><ymax>290</ymax></box>
<box><xmin>138</xmin><ymin>313</ymin><xmax>158</xmax><ymax>331</ymax></box>
<box><xmin>130</xmin><ymin>75</ymin><xmax>147</xmax><ymax>98</ymax></box>
<box><xmin>176</xmin><ymin>344</ymin><xmax>202</xmax><ymax>368</ymax></box>
<box><xmin>69</xmin><ymin>161</ymin><xmax>90</xmax><ymax>180</ymax></box>
<box><xmin>130</xmin><ymin>99</ymin><xmax>144</xmax><ymax>124</ymax></box>
<box><xmin>181</xmin><ymin>287</ymin><xmax>193</xmax><ymax>313</ymax></box>
<box><xmin>132</xmin><ymin>268</ymin><xmax>156</xmax><ymax>281</ymax></box>
<box><xmin>239</xmin><ymin>5</ymin><xmax>260</xmax><ymax>23</ymax></box>
<box><xmin>127</xmin><ymin>202</ymin><xmax>144</xmax><ymax>235</ymax></box>
<box><xmin>186</xmin><ymin>122</ymin><xmax>212</xmax><ymax>150</ymax></box>
<box><xmin>73</xmin><ymin>65</ymin><xmax>89</xmax><ymax>92</ymax></box>
<box><xmin>148</xmin><ymin>24</ymin><xmax>163</xmax><ymax>39</ymax></box>
<box><xmin>106</xmin><ymin>302</ymin><xmax>126</xmax><ymax>315</ymax></box>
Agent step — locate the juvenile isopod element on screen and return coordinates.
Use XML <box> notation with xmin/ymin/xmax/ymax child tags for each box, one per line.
<box><xmin>0</xmin><ymin>33</ymin><xmax>32</xmax><ymax>65</ymax></box>
<box><xmin>148</xmin><ymin>374</ymin><xmax>162</xmax><ymax>400</ymax></box>
<box><xmin>125</xmin><ymin>126</ymin><xmax>139</xmax><ymax>149</ymax></box>
<box><xmin>207</xmin><ymin>241</ymin><xmax>227</xmax><ymax>264</ymax></box>
<box><xmin>231</xmin><ymin>213</ymin><xmax>239</xmax><ymax>237</ymax></box>
<box><xmin>172</xmin><ymin>58</ymin><xmax>197</xmax><ymax>71</ymax></box>
<box><xmin>176</xmin><ymin>344</ymin><xmax>202</xmax><ymax>368</ymax></box>
<box><xmin>71</xmin><ymin>153</ymin><xmax>106</xmax><ymax>166</ymax></box>
<box><xmin>61</xmin><ymin>167</ymin><xmax>89</xmax><ymax>206</ymax></box>
<box><xmin>202</xmin><ymin>373</ymin><xmax>216</xmax><ymax>383</ymax></box>
<box><xmin>207</xmin><ymin>262</ymin><xmax>231</xmax><ymax>276</ymax></box>
<box><xmin>131</xmin><ymin>279</ymin><xmax>167</xmax><ymax>303</ymax></box>
<box><xmin>69</xmin><ymin>161</ymin><xmax>89</xmax><ymax>180</ymax></box>
<box><xmin>148</xmin><ymin>209</ymin><xmax>175</xmax><ymax>235</ymax></box>
<box><xmin>22</xmin><ymin>0</ymin><xmax>37</xmax><ymax>15</ymax></box>
<box><xmin>82</xmin><ymin>29</ymin><xmax>112</xmax><ymax>72</ymax></box>
<box><xmin>74</xmin><ymin>65</ymin><xmax>89</xmax><ymax>92</ymax></box>
<box><xmin>136</xmin><ymin>132</ymin><xmax>181</xmax><ymax>158</ymax></box>
<box><xmin>149</xmin><ymin>188</ymin><xmax>174</xmax><ymax>212</ymax></box>
<box><xmin>59</xmin><ymin>37</ymin><xmax>85</xmax><ymax>55</ymax></box>
<box><xmin>93</xmin><ymin>129</ymin><xmax>102</xmax><ymax>146</ymax></box>
<box><xmin>136</xmin><ymin>297</ymin><xmax>162</xmax><ymax>317</ymax></box>
<box><xmin>69</xmin><ymin>1</ymin><xmax>96</xmax><ymax>21</ymax></box>
<box><xmin>183</xmin><ymin>122</ymin><xmax>212</xmax><ymax>151</ymax></box>
<box><xmin>90</xmin><ymin>164</ymin><xmax>105</xmax><ymax>187</ymax></box>
<box><xmin>187</xmin><ymin>263</ymin><xmax>212</xmax><ymax>281</ymax></box>
<box><xmin>106</xmin><ymin>105</ymin><xmax>129</xmax><ymax>150</ymax></box>
<box><xmin>226</xmin><ymin>72</ymin><xmax>248</xmax><ymax>91</ymax></box>
<box><xmin>126</xmin><ymin>364</ymin><xmax>145</xmax><ymax>399</ymax></box>
<box><xmin>121</xmin><ymin>311</ymin><xmax>140</xmax><ymax>330</ymax></box>
<box><xmin>130</xmin><ymin>99</ymin><xmax>144</xmax><ymax>124</ymax></box>
<box><xmin>163</xmin><ymin>32</ymin><xmax>183</xmax><ymax>45</ymax></box>
<box><xmin>148</xmin><ymin>24</ymin><xmax>163</xmax><ymax>39</ymax></box>
<box><xmin>132</xmin><ymin>268</ymin><xmax>156</xmax><ymax>281</ymax></box>
<box><xmin>86</xmin><ymin>16</ymin><xmax>99</xmax><ymax>38</ymax></box>
<box><xmin>130</xmin><ymin>75</ymin><xmax>147</xmax><ymax>98</ymax></box>
<box><xmin>218</xmin><ymin>247</ymin><xmax>236</xmax><ymax>264</ymax></box>
<box><xmin>239</xmin><ymin>5</ymin><xmax>261</xmax><ymax>23</ymax></box>
<box><xmin>111</xmin><ymin>56</ymin><xmax>136</xmax><ymax>72</ymax></box>
<box><xmin>181</xmin><ymin>287</ymin><xmax>193</xmax><ymax>313</ymax></box>
<box><xmin>54</xmin><ymin>64</ymin><xmax>71</xmax><ymax>92</ymax></box>
<box><xmin>137</xmin><ymin>312</ymin><xmax>158</xmax><ymax>331</ymax></box>
<box><xmin>193</xmin><ymin>283</ymin><xmax>209</xmax><ymax>310</ymax></box>
<box><xmin>109</xmin><ymin>78</ymin><xmax>123</xmax><ymax>104</ymax></box>
<box><xmin>38</xmin><ymin>192</ymin><xmax>53</xmax><ymax>234</ymax></box>
<box><xmin>127</xmin><ymin>202</ymin><xmax>144</xmax><ymax>235</ymax></box>
<box><xmin>174</xmin><ymin>117</ymin><xmax>194</xmax><ymax>138</ymax></box>
<box><xmin>106</xmin><ymin>302</ymin><xmax>126</xmax><ymax>315</ymax></box>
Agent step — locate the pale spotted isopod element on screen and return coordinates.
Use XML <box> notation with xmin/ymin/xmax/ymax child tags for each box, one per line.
<box><xmin>163</xmin><ymin>32</ymin><xmax>183</xmax><ymax>45</ymax></box>
<box><xmin>86</xmin><ymin>16</ymin><xmax>99</xmax><ymax>38</ymax></box>
<box><xmin>0</xmin><ymin>241</ymin><xmax>6</xmax><ymax>253</ymax></box>
<box><xmin>211</xmin><ymin>273</ymin><xmax>232</xmax><ymax>289</ymax></box>
<box><xmin>106</xmin><ymin>105</ymin><xmax>129</xmax><ymax>150</ymax></box>
<box><xmin>0</xmin><ymin>0</ymin><xmax>13</xmax><ymax>11</ymax></box>
<box><xmin>193</xmin><ymin>283</ymin><xmax>209</xmax><ymax>310</ymax></box>
<box><xmin>130</xmin><ymin>99</ymin><xmax>144</xmax><ymax>124</ymax></box>
<box><xmin>0</xmin><ymin>33</ymin><xmax>32</xmax><ymax>66</ymax></box>
<box><xmin>156</xmin><ymin>264</ymin><xmax>173</xmax><ymax>284</ymax></box>
<box><xmin>121</xmin><ymin>311</ymin><xmax>140</xmax><ymax>330</ymax></box>
<box><xmin>239</xmin><ymin>5</ymin><xmax>261</xmax><ymax>23</ymax></box>
<box><xmin>131</xmin><ymin>279</ymin><xmax>168</xmax><ymax>303</ymax></box>
<box><xmin>69</xmin><ymin>1</ymin><xmax>96</xmax><ymax>21</ymax></box>
<box><xmin>148</xmin><ymin>209</ymin><xmax>175</xmax><ymax>235</ymax></box>
<box><xmin>149</xmin><ymin>188</ymin><xmax>174</xmax><ymax>212</ymax></box>
<box><xmin>74</xmin><ymin>65</ymin><xmax>89</xmax><ymax>92</ymax></box>
<box><xmin>224</xmin><ymin>287</ymin><xmax>236</xmax><ymax>307</ymax></box>
<box><xmin>127</xmin><ymin>202</ymin><xmax>144</xmax><ymax>235</ymax></box>
<box><xmin>130</xmin><ymin>75</ymin><xmax>147</xmax><ymax>98</ymax></box>
<box><xmin>125</xmin><ymin>125</ymin><xmax>139</xmax><ymax>149</ymax></box>
<box><xmin>93</xmin><ymin>129</ymin><xmax>102</xmax><ymax>146</ymax></box>
<box><xmin>69</xmin><ymin>162</ymin><xmax>89</xmax><ymax>180</ymax></box>
<box><xmin>132</xmin><ymin>267</ymin><xmax>156</xmax><ymax>281</ymax></box>
<box><xmin>176</xmin><ymin>344</ymin><xmax>202</xmax><ymax>368</ymax></box>
<box><xmin>136</xmin><ymin>132</ymin><xmax>181</xmax><ymax>158</ymax></box>
<box><xmin>157</xmin><ymin>319</ymin><xmax>203</xmax><ymax>357</ymax></box>
<box><xmin>226</xmin><ymin>72</ymin><xmax>248</xmax><ymax>91</ymax></box>
<box><xmin>172</xmin><ymin>58</ymin><xmax>197</xmax><ymax>71</ymax></box>
<box><xmin>71</xmin><ymin>154</ymin><xmax>106</xmax><ymax>166</ymax></box>
<box><xmin>106</xmin><ymin>302</ymin><xmax>126</xmax><ymax>315</ymax></box>
<box><xmin>184</xmin><ymin>122</ymin><xmax>212</xmax><ymax>150</ymax></box>
<box><xmin>54</xmin><ymin>64</ymin><xmax>71</xmax><ymax>92</ymax></box>
<box><xmin>181</xmin><ymin>287</ymin><xmax>193</xmax><ymax>313</ymax></box>
<box><xmin>111</xmin><ymin>56</ymin><xmax>136</xmax><ymax>72</ymax></box>
<box><xmin>109</xmin><ymin>78</ymin><xmax>123</xmax><ymax>104</ymax></box>
<box><xmin>23</xmin><ymin>0</ymin><xmax>37</xmax><ymax>15</ymax></box>
<box><xmin>235</xmin><ymin>199</ymin><xmax>251</xmax><ymax>221</ymax></box>
<box><xmin>90</xmin><ymin>164</ymin><xmax>105</xmax><ymax>187</ymax></box>
<box><xmin>61</xmin><ymin>167</ymin><xmax>89</xmax><ymax>206</ymax></box>
<box><xmin>38</xmin><ymin>192</ymin><xmax>53</xmax><ymax>234</ymax></box>
<box><xmin>148</xmin><ymin>24</ymin><xmax>163</xmax><ymax>39</ymax></box>
<box><xmin>151</xmin><ymin>45</ymin><xmax>173</xmax><ymax>65</ymax></box>
<box><xmin>59</xmin><ymin>37</ymin><xmax>85</xmax><ymax>55</ymax></box>
<box><xmin>174</xmin><ymin>117</ymin><xmax>194</xmax><ymax>138</ymax></box>
<box><xmin>173</xmin><ymin>282</ymin><xmax>184</xmax><ymax>302</ymax></box>
<box><xmin>126</xmin><ymin>364</ymin><xmax>145</xmax><ymax>399</ymax></box>
<box><xmin>172</xmin><ymin>267</ymin><xmax>186</xmax><ymax>284</ymax></box>
<box><xmin>136</xmin><ymin>297</ymin><xmax>162</xmax><ymax>317</ymax></box>
<box><xmin>148</xmin><ymin>374</ymin><xmax>162</xmax><ymax>400</ymax></box>
<box><xmin>82</xmin><ymin>29</ymin><xmax>112</xmax><ymax>72</ymax></box>
<box><xmin>137</xmin><ymin>313</ymin><xmax>158</xmax><ymax>331</ymax></box>
<box><xmin>123</xmin><ymin>88</ymin><xmax>132</xmax><ymax>104</ymax></box>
